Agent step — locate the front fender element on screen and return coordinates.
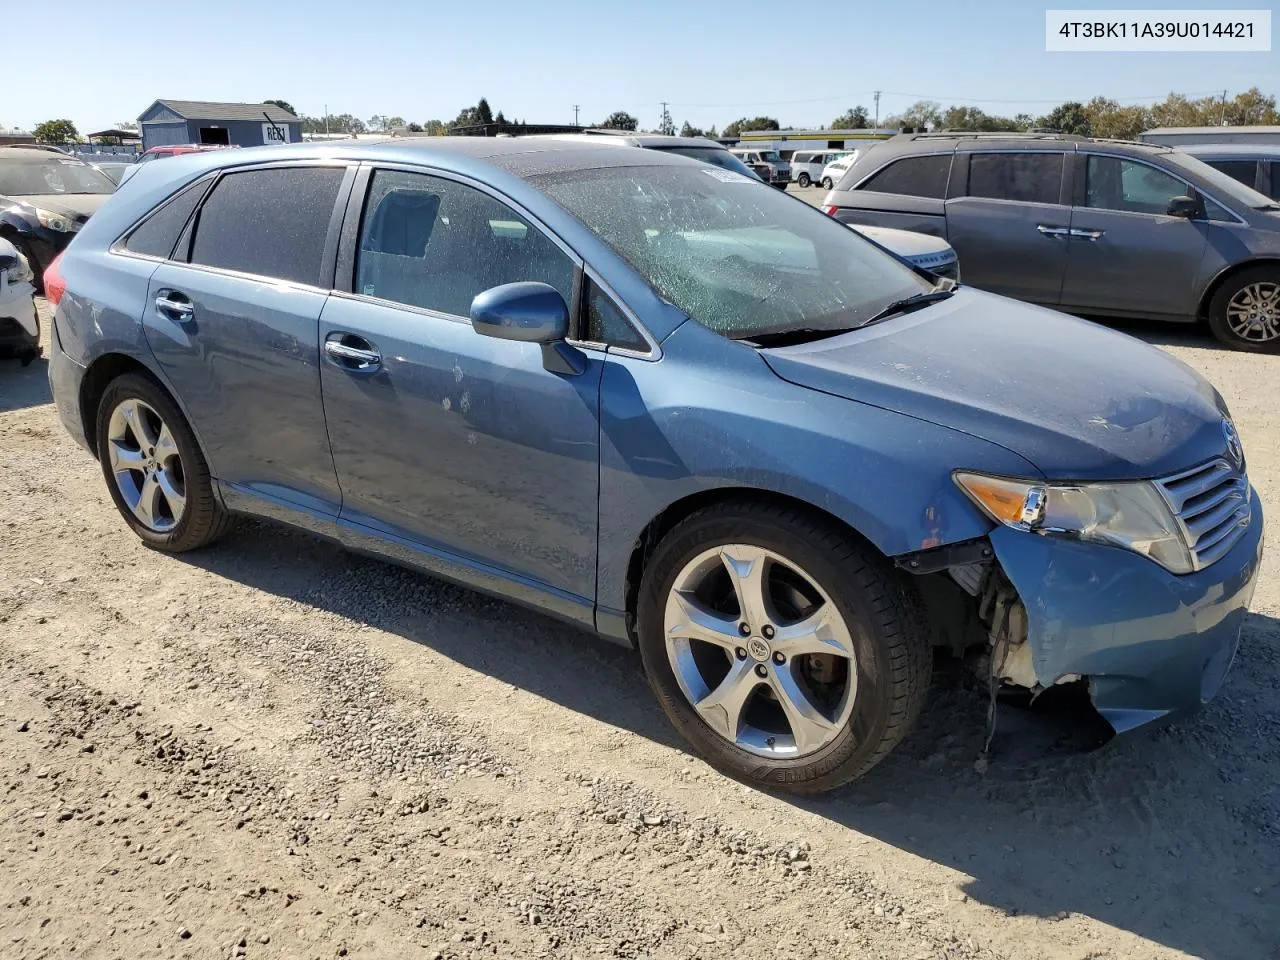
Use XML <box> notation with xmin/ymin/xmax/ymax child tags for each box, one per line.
<box><xmin>595</xmin><ymin>320</ymin><xmax>1039</xmax><ymax>633</ymax></box>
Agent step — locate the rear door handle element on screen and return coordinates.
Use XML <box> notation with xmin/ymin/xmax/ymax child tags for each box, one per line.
<box><xmin>323</xmin><ymin>332</ymin><xmax>381</xmax><ymax>372</ymax></box>
<box><xmin>1070</xmin><ymin>228</ymin><xmax>1105</xmax><ymax>241</ymax></box>
<box><xmin>154</xmin><ymin>291</ymin><xmax>194</xmax><ymax>320</ymax></box>
<box><xmin>1036</xmin><ymin>225</ymin><xmax>1069</xmax><ymax>238</ymax></box>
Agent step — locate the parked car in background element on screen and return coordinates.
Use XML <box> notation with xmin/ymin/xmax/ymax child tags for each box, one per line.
<box><xmin>0</xmin><ymin>236</ymin><xmax>38</xmax><ymax>364</ymax></box>
<box><xmin>120</xmin><ymin>144</ymin><xmax>237</xmax><ymax>186</ymax></box>
<box><xmin>47</xmin><ymin>138</ymin><xmax>1263</xmax><ymax>793</ymax></box>
<box><xmin>1177</xmin><ymin>143</ymin><xmax>1280</xmax><ymax>201</ymax></box>
<box><xmin>822</xmin><ymin>132</ymin><xmax>1280</xmax><ymax>351</ymax></box>
<box><xmin>0</xmin><ymin>147</ymin><xmax>116</xmax><ymax>288</ymax></box>
<box><xmin>791</xmin><ymin>150</ymin><xmax>850</xmax><ymax>188</ymax></box>
<box><xmin>852</xmin><ymin>223</ymin><xmax>959</xmax><ymax>280</ymax></box>
<box><xmin>729</xmin><ymin>147</ymin><xmax>790</xmax><ymax>188</ymax></box>
<box><xmin>90</xmin><ymin>161</ymin><xmax>133</xmax><ymax>186</ymax></box>
<box><xmin>819</xmin><ymin>152</ymin><xmax>859</xmax><ymax>190</ymax></box>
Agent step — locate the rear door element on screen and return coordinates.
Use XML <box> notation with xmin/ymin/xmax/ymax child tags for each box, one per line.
<box><xmin>142</xmin><ymin>162</ymin><xmax>352</xmax><ymax>515</ymax></box>
<box><xmin>942</xmin><ymin>149</ymin><xmax>1070</xmax><ymax>304</ymax></box>
<box><xmin>1061</xmin><ymin>153</ymin><xmax>1210</xmax><ymax>317</ymax></box>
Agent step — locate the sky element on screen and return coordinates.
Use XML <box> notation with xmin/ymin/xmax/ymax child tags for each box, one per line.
<box><xmin>8</xmin><ymin>0</ymin><xmax>1277</xmax><ymax>134</ymax></box>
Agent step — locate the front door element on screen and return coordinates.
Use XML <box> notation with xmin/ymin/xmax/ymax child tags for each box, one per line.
<box><xmin>142</xmin><ymin>164</ymin><xmax>350</xmax><ymax>514</ymax></box>
<box><xmin>1061</xmin><ymin>154</ymin><xmax>1210</xmax><ymax>317</ymax></box>
<box><xmin>943</xmin><ymin>150</ymin><xmax>1071</xmax><ymax>305</ymax></box>
<box><xmin>319</xmin><ymin>168</ymin><xmax>603</xmax><ymax>605</ymax></box>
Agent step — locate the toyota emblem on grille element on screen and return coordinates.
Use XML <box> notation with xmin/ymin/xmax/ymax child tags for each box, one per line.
<box><xmin>1222</xmin><ymin>419</ymin><xmax>1243</xmax><ymax>466</ymax></box>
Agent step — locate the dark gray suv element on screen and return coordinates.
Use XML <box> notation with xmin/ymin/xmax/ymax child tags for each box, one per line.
<box><xmin>822</xmin><ymin>133</ymin><xmax>1280</xmax><ymax>351</ymax></box>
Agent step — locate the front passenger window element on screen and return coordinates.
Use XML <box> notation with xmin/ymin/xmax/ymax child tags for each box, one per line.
<box><xmin>356</xmin><ymin>170</ymin><xmax>575</xmax><ymax>317</ymax></box>
<box><xmin>1084</xmin><ymin>157</ymin><xmax>1189</xmax><ymax>215</ymax></box>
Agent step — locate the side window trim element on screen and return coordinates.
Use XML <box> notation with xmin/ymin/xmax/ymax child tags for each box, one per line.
<box><xmin>177</xmin><ymin>159</ymin><xmax>355</xmax><ymax>288</ymax></box>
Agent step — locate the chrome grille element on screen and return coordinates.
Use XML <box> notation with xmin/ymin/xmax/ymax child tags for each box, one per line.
<box><xmin>1155</xmin><ymin>458</ymin><xmax>1251</xmax><ymax>570</ymax></box>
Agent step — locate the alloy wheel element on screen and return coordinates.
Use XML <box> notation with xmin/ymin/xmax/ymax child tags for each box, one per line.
<box><xmin>106</xmin><ymin>397</ymin><xmax>187</xmax><ymax>532</ymax></box>
<box><xmin>1226</xmin><ymin>281</ymin><xmax>1280</xmax><ymax>343</ymax></box>
<box><xmin>663</xmin><ymin>544</ymin><xmax>858</xmax><ymax>758</ymax></box>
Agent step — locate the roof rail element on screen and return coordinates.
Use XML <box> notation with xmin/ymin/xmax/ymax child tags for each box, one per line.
<box><xmin>895</xmin><ymin>131</ymin><xmax>1088</xmax><ymax>142</ymax></box>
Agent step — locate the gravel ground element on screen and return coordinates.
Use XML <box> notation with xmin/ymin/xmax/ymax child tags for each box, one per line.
<box><xmin>0</xmin><ymin>300</ymin><xmax>1276</xmax><ymax>960</ymax></box>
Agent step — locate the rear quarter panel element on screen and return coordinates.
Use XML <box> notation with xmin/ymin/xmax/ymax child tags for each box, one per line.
<box><xmin>825</xmin><ymin>190</ymin><xmax>948</xmax><ymax>239</ymax></box>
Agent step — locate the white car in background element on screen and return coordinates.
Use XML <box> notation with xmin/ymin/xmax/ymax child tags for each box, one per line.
<box><xmin>0</xmin><ymin>237</ymin><xmax>39</xmax><ymax>365</ymax></box>
<box><xmin>851</xmin><ymin>223</ymin><xmax>959</xmax><ymax>281</ymax></box>
<box><xmin>819</xmin><ymin>153</ymin><xmax>859</xmax><ymax>190</ymax></box>
<box><xmin>790</xmin><ymin>150</ymin><xmax>852</xmax><ymax>188</ymax></box>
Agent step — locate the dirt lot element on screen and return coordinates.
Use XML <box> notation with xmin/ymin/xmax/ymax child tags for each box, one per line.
<box><xmin>1</xmin><ymin>301</ymin><xmax>1276</xmax><ymax>960</ymax></box>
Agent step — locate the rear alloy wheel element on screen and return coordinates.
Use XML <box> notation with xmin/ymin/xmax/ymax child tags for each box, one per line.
<box><xmin>797</xmin><ymin>172</ymin><xmax>811</xmax><ymax>187</ymax></box>
<box><xmin>637</xmin><ymin>501</ymin><xmax>931</xmax><ymax>794</ymax></box>
<box><xmin>821</xmin><ymin>176</ymin><xmax>834</xmax><ymax>190</ymax></box>
<box><xmin>96</xmin><ymin>373</ymin><xmax>231</xmax><ymax>551</ymax></box>
<box><xmin>1208</xmin><ymin>267</ymin><xmax>1280</xmax><ymax>353</ymax></box>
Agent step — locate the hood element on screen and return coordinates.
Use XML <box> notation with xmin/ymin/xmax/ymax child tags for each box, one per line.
<box><xmin>852</xmin><ymin>224</ymin><xmax>953</xmax><ymax>258</ymax></box>
<box><xmin>6</xmin><ymin>193</ymin><xmax>112</xmax><ymax>221</ymax></box>
<box><xmin>762</xmin><ymin>288</ymin><xmax>1231</xmax><ymax>481</ymax></box>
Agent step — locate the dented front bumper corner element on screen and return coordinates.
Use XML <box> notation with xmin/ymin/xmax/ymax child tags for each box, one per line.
<box><xmin>987</xmin><ymin>488</ymin><xmax>1264</xmax><ymax>734</ymax></box>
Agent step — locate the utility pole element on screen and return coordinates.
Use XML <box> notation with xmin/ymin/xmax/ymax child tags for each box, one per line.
<box><xmin>324</xmin><ymin>103</ymin><xmax>329</xmax><ymax>137</ymax></box>
<box><xmin>1220</xmin><ymin>89</ymin><xmax>1228</xmax><ymax>126</ymax></box>
<box><xmin>874</xmin><ymin>91</ymin><xmax>881</xmax><ymax>127</ymax></box>
<box><xmin>660</xmin><ymin>101</ymin><xmax>669</xmax><ymax>133</ymax></box>
<box><xmin>573</xmin><ymin>104</ymin><xmax>580</xmax><ymax>127</ymax></box>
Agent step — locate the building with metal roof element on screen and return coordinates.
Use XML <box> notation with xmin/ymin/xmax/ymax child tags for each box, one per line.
<box><xmin>137</xmin><ymin>100</ymin><xmax>302</xmax><ymax>151</ymax></box>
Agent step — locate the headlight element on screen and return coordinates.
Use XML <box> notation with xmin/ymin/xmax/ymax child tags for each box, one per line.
<box><xmin>3</xmin><ymin>251</ymin><xmax>34</xmax><ymax>285</ymax></box>
<box><xmin>954</xmin><ymin>472</ymin><xmax>1194</xmax><ymax>574</ymax></box>
<box><xmin>34</xmin><ymin>208</ymin><xmax>80</xmax><ymax>233</ymax></box>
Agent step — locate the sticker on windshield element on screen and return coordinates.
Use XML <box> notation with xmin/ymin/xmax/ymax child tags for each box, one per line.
<box><xmin>702</xmin><ymin>168</ymin><xmax>754</xmax><ymax>184</ymax></box>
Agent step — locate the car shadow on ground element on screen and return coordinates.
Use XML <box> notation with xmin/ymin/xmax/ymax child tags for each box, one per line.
<box><xmin>0</xmin><ymin>356</ymin><xmax>52</xmax><ymax>413</ymax></box>
<box><xmin>1086</xmin><ymin>314</ymin><xmax>1243</xmax><ymax>352</ymax></box>
<box><xmin>177</xmin><ymin>520</ymin><xmax>1280</xmax><ymax>960</ymax></box>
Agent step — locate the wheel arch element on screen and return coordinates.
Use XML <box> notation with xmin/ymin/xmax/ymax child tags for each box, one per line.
<box><xmin>1198</xmin><ymin>257</ymin><xmax>1280</xmax><ymax>320</ymax></box>
<box><xmin>621</xmin><ymin>486</ymin><xmax>887</xmax><ymax>646</ymax></box>
<box><xmin>79</xmin><ymin>353</ymin><xmax>170</xmax><ymax>458</ymax></box>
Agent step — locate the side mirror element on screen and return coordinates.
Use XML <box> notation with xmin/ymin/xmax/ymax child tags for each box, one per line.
<box><xmin>469</xmin><ymin>281</ymin><xmax>586</xmax><ymax>376</ymax></box>
<box><xmin>1166</xmin><ymin>195</ymin><xmax>1199</xmax><ymax>219</ymax></box>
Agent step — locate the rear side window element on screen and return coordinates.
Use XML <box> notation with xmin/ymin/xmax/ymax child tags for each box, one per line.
<box><xmin>967</xmin><ymin>153</ymin><xmax>1063</xmax><ymax>204</ymax></box>
<box><xmin>189</xmin><ymin>166</ymin><xmax>343</xmax><ymax>286</ymax></box>
<box><xmin>124</xmin><ymin>179</ymin><xmax>208</xmax><ymax>259</ymax></box>
<box><xmin>857</xmin><ymin>154</ymin><xmax>951</xmax><ymax>198</ymax></box>
<box><xmin>1204</xmin><ymin>159</ymin><xmax>1258</xmax><ymax>191</ymax></box>
<box><xmin>1269</xmin><ymin>162</ymin><xmax>1280</xmax><ymax>201</ymax></box>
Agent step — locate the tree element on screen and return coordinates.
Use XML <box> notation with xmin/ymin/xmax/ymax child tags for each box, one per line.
<box><xmin>679</xmin><ymin>121</ymin><xmax>706</xmax><ymax>138</ymax></box>
<box><xmin>367</xmin><ymin>115</ymin><xmax>388</xmax><ymax>132</ymax></box>
<box><xmin>263</xmin><ymin>99</ymin><xmax>297</xmax><ymax>117</ymax></box>
<box><xmin>495</xmin><ymin>110</ymin><xmax>507</xmax><ymax>125</ymax></box>
<box><xmin>831</xmin><ymin>106</ymin><xmax>870</xmax><ymax>129</ymax></box>
<box><xmin>658</xmin><ymin>104</ymin><xmax>676</xmax><ymax>136</ymax></box>
<box><xmin>477</xmin><ymin>98</ymin><xmax>494</xmax><ymax>125</ymax></box>
<box><xmin>33</xmin><ymin>119</ymin><xmax>78</xmax><ymax>143</ymax></box>
<box><xmin>1038</xmin><ymin>101</ymin><xmax>1091</xmax><ymax>135</ymax></box>
<box><xmin>386</xmin><ymin>116</ymin><xmax>406</xmax><ymax>129</ymax></box>
<box><xmin>723</xmin><ymin>116</ymin><xmax>780</xmax><ymax>137</ymax></box>
<box><xmin>424</xmin><ymin>119</ymin><xmax>448</xmax><ymax>136</ymax></box>
<box><xmin>706</xmin><ymin>125</ymin><xmax>718</xmax><ymax>139</ymax></box>
<box><xmin>600</xmin><ymin>111</ymin><xmax>638</xmax><ymax>131</ymax></box>
<box><xmin>407</xmin><ymin>122</ymin><xmax>424</xmax><ymax>133</ymax></box>
<box><xmin>1081</xmin><ymin>97</ymin><xmax>1149</xmax><ymax>140</ymax></box>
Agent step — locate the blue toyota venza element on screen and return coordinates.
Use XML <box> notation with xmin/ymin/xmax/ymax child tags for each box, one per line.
<box><xmin>45</xmin><ymin>138</ymin><xmax>1264</xmax><ymax>793</ymax></box>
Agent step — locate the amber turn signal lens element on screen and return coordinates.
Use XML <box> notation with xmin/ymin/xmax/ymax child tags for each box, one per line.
<box><xmin>954</xmin><ymin>473</ymin><xmax>1039</xmax><ymax>526</ymax></box>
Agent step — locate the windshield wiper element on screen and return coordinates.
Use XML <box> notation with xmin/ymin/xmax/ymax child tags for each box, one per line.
<box><xmin>745</xmin><ymin>327</ymin><xmax>858</xmax><ymax>348</ymax></box>
<box><xmin>859</xmin><ymin>289</ymin><xmax>955</xmax><ymax>328</ymax></box>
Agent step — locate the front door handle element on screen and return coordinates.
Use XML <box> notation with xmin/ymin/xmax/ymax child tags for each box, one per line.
<box><xmin>1070</xmin><ymin>228</ymin><xmax>1105</xmax><ymax>241</ymax></box>
<box><xmin>1036</xmin><ymin>225</ymin><xmax>1069</xmax><ymax>239</ymax></box>
<box><xmin>323</xmin><ymin>333</ymin><xmax>381</xmax><ymax>372</ymax></box>
<box><xmin>155</xmin><ymin>291</ymin><xmax>194</xmax><ymax>320</ymax></box>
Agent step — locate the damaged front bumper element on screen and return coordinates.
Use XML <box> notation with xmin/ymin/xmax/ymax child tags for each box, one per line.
<box><xmin>988</xmin><ymin>488</ymin><xmax>1264</xmax><ymax>733</ymax></box>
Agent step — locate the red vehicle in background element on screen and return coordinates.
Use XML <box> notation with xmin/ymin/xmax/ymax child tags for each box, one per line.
<box><xmin>118</xmin><ymin>144</ymin><xmax>239</xmax><ymax>185</ymax></box>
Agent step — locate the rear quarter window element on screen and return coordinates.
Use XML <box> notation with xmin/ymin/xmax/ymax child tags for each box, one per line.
<box><xmin>852</xmin><ymin>154</ymin><xmax>952</xmax><ymax>198</ymax></box>
<box><xmin>123</xmin><ymin>178</ymin><xmax>210</xmax><ymax>259</ymax></box>
<box><xmin>966</xmin><ymin>153</ymin><xmax>1064</xmax><ymax>204</ymax></box>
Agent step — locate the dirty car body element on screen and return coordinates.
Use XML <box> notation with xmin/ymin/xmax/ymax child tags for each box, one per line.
<box><xmin>47</xmin><ymin>138</ymin><xmax>1263</xmax><ymax>790</ymax></box>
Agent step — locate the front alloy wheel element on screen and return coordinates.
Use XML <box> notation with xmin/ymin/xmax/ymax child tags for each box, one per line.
<box><xmin>664</xmin><ymin>545</ymin><xmax>857</xmax><ymax>757</ymax></box>
<box><xmin>637</xmin><ymin>500</ymin><xmax>932</xmax><ymax>794</ymax></box>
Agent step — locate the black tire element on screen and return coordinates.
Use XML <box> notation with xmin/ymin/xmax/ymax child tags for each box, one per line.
<box><xmin>797</xmin><ymin>173</ymin><xmax>811</xmax><ymax>187</ymax></box>
<box><xmin>1207</xmin><ymin>266</ymin><xmax>1280</xmax><ymax>353</ymax></box>
<box><xmin>636</xmin><ymin>499</ymin><xmax>932</xmax><ymax>794</ymax></box>
<box><xmin>95</xmin><ymin>372</ymin><xmax>231</xmax><ymax>552</ymax></box>
<box><xmin>821</xmin><ymin>176</ymin><xmax>834</xmax><ymax>190</ymax></box>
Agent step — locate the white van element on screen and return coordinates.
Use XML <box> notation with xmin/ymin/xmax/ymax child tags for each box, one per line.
<box><xmin>818</xmin><ymin>151</ymin><xmax>861</xmax><ymax>190</ymax></box>
<box><xmin>790</xmin><ymin>150</ymin><xmax>851</xmax><ymax>188</ymax></box>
